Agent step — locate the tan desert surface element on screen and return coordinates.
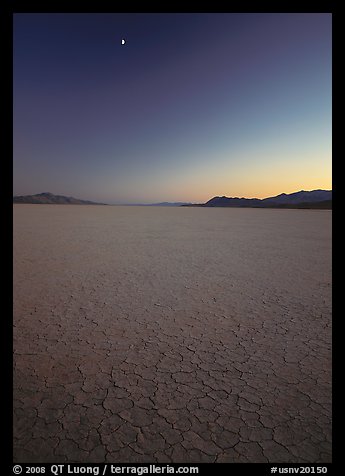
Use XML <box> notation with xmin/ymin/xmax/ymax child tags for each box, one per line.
<box><xmin>13</xmin><ymin>205</ymin><xmax>332</xmax><ymax>463</ymax></box>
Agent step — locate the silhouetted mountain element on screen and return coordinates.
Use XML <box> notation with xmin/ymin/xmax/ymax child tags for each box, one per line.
<box><xmin>272</xmin><ymin>200</ymin><xmax>332</xmax><ymax>209</ymax></box>
<box><xmin>205</xmin><ymin>196</ymin><xmax>262</xmax><ymax>207</ymax></box>
<box><xmin>13</xmin><ymin>192</ymin><xmax>107</xmax><ymax>205</ymax></box>
<box><xmin>121</xmin><ymin>202</ymin><xmax>192</xmax><ymax>206</ymax></box>
<box><xmin>148</xmin><ymin>202</ymin><xmax>192</xmax><ymax>206</ymax></box>
<box><xmin>183</xmin><ymin>190</ymin><xmax>332</xmax><ymax>209</ymax></box>
<box><xmin>262</xmin><ymin>189</ymin><xmax>332</xmax><ymax>205</ymax></box>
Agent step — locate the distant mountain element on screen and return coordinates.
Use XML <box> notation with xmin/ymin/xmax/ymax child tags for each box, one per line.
<box><xmin>13</xmin><ymin>192</ymin><xmax>107</xmax><ymax>205</ymax></box>
<box><xmin>271</xmin><ymin>200</ymin><xmax>332</xmax><ymax>209</ymax></box>
<box><xmin>183</xmin><ymin>190</ymin><xmax>332</xmax><ymax>209</ymax></box>
<box><xmin>122</xmin><ymin>202</ymin><xmax>192</xmax><ymax>206</ymax></box>
<box><xmin>148</xmin><ymin>202</ymin><xmax>192</xmax><ymax>207</ymax></box>
<box><xmin>204</xmin><ymin>196</ymin><xmax>262</xmax><ymax>207</ymax></box>
<box><xmin>262</xmin><ymin>189</ymin><xmax>332</xmax><ymax>205</ymax></box>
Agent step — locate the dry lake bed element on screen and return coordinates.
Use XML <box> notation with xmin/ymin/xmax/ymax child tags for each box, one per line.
<box><xmin>13</xmin><ymin>205</ymin><xmax>332</xmax><ymax>463</ymax></box>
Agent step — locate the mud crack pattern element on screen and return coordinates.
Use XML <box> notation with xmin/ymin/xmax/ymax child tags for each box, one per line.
<box><xmin>13</xmin><ymin>205</ymin><xmax>332</xmax><ymax>463</ymax></box>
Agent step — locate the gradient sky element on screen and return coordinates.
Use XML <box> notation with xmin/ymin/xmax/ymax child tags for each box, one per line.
<box><xmin>13</xmin><ymin>13</ymin><xmax>332</xmax><ymax>204</ymax></box>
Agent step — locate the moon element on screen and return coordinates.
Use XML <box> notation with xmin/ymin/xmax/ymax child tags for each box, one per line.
<box><xmin>121</xmin><ymin>39</ymin><xmax>126</xmax><ymax>45</ymax></box>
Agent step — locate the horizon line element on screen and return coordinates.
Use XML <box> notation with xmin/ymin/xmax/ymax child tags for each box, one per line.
<box><xmin>13</xmin><ymin>188</ymin><xmax>333</xmax><ymax>206</ymax></box>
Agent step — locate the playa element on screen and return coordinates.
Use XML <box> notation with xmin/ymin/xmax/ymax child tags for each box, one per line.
<box><xmin>13</xmin><ymin>205</ymin><xmax>332</xmax><ymax>463</ymax></box>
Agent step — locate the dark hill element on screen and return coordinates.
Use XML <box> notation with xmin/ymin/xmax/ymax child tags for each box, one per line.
<box><xmin>183</xmin><ymin>190</ymin><xmax>332</xmax><ymax>209</ymax></box>
<box><xmin>205</xmin><ymin>196</ymin><xmax>262</xmax><ymax>207</ymax></box>
<box><xmin>262</xmin><ymin>189</ymin><xmax>332</xmax><ymax>205</ymax></box>
<box><xmin>13</xmin><ymin>192</ymin><xmax>107</xmax><ymax>205</ymax></box>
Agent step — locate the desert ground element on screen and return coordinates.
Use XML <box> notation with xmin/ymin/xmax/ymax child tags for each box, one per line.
<box><xmin>13</xmin><ymin>205</ymin><xmax>332</xmax><ymax>463</ymax></box>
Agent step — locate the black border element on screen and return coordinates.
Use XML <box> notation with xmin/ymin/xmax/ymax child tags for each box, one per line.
<box><xmin>6</xmin><ymin>2</ymin><xmax>335</xmax><ymax>473</ymax></box>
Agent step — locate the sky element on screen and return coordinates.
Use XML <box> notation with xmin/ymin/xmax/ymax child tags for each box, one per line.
<box><xmin>13</xmin><ymin>13</ymin><xmax>332</xmax><ymax>204</ymax></box>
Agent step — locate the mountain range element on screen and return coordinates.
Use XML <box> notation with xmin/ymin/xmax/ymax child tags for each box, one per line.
<box><xmin>13</xmin><ymin>192</ymin><xmax>107</xmax><ymax>205</ymax></box>
<box><xmin>183</xmin><ymin>189</ymin><xmax>332</xmax><ymax>209</ymax></box>
<box><xmin>13</xmin><ymin>190</ymin><xmax>332</xmax><ymax>208</ymax></box>
<box><xmin>12</xmin><ymin>193</ymin><xmax>192</xmax><ymax>206</ymax></box>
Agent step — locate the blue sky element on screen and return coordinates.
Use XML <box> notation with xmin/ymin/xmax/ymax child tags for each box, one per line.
<box><xmin>13</xmin><ymin>13</ymin><xmax>332</xmax><ymax>203</ymax></box>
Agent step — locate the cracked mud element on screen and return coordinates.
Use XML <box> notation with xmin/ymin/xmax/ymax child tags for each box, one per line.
<box><xmin>13</xmin><ymin>205</ymin><xmax>332</xmax><ymax>463</ymax></box>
